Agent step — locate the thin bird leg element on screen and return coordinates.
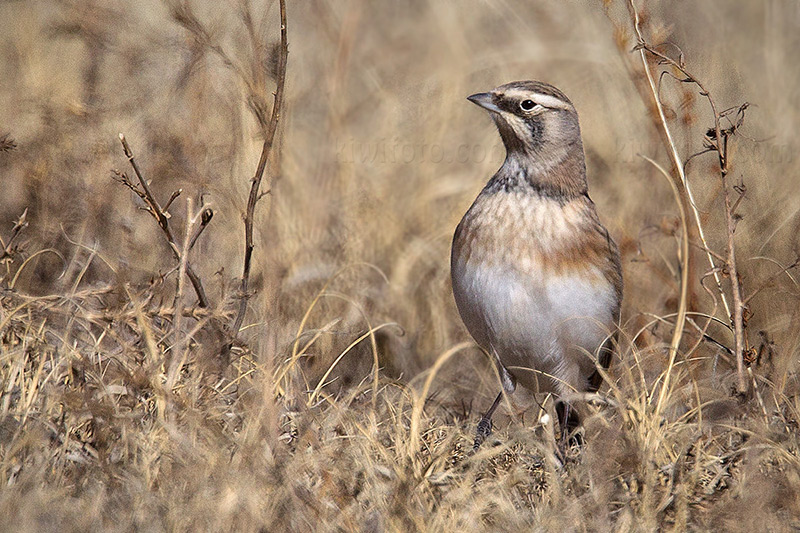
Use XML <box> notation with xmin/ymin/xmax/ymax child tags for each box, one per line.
<box><xmin>473</xmin><ymin>391</ymin><xmax>503</xmax><ymax>450</ymax></box>
<box><xmin>555</xmin><ymin>400</ymin><xmax>582</xmax><ymax>454</ymax></box>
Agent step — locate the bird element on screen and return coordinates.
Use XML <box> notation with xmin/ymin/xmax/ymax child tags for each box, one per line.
<box><xmin>450</xmin><ymin>80</ymin><xmax>623</xmax><ymax>452</ymax></box>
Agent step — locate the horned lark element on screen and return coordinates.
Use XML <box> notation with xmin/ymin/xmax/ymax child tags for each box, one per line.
<box><xmin>451</xmin><ymin>81</ymin><xmax>623</xmax><ymax>451</ymax></box>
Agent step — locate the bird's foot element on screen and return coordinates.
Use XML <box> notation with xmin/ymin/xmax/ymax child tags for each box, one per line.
<box><xmin>556</xmin><ymin>430</ymin><xmax>584</xmax><ymax>465</ymax></box>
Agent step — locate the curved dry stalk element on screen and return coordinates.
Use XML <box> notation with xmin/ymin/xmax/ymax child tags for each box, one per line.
<box><xmin>307</xmin><ymin>322</ymin><xmax>400</xmax><ymax>407</ymax></box>
<box><xmin>640</xmin><ymin>155</ymin><xmax>689</xmax><ymax>416</ymax></box>
<box><xmin>743</xmin><ymin>256</ymin><xmax>800</xmax><ymax>305</ymax></box>
<box><xmin>407</xmin><ymin>342</ymin><xmax>473</xmax><ymax>462</ymax></box>
<box><xmin>9</xmin><ymin>249</ymin><xmax>66</xmax><ymax>290</ymax></box>
<box><xmin>275</xmin><ymin>262</ymin><xmax>388</xmax><ymax>399</ymax></box>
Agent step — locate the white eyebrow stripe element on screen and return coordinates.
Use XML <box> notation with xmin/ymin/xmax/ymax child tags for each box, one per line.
<box><xmin>531</xmin><ymin>93</ymin><xmax>572</xmax><ymax>110</ymax></box>
<box><xmin>501</xmin><ymin>89</ymin><xmax>572</xmax><ymax>110</ymax></box>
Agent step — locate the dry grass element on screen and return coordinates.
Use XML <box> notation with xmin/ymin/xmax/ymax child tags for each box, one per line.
<box><xmin>2</xmin><ymin>0</ymin><xmax>800</xmax><ymax>531</ymax></box>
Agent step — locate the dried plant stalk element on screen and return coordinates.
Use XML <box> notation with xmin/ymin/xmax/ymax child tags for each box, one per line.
<box><xmin>230</xmin><ymin>0</ymin><xmax>289</xmax><ymax>341</ymax></box>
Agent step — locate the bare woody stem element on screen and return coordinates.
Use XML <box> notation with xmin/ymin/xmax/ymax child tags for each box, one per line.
<box><xmin>230</xmin><ymin>0</ymin><xmax>288</xmax><ymax>340</ymax></box>
<box><xmin>118</xmin><ymin>133</ymin><xmax>210</xmax><ymax>308</ymax></box>
<box><xmin>719</xmin><ymin>137</ymin><xmax>748</xmax><ymax>394</ymax></box>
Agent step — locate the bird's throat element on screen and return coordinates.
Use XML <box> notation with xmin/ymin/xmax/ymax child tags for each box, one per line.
<box><xmin>496</xmin><ymin>145</ymin><xmax>588</xmax><ymax>199</ymax></box>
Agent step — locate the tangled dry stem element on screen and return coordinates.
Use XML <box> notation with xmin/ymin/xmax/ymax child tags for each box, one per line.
<box><xmin>626</xmin><ymin>0</ymin><xmax>749</xmax><ymax>394</ymax></box>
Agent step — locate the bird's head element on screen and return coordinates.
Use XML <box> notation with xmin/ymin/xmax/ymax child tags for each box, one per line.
<box><xmin>468</xmin><ymin>80</ymin><xmax>582</xmax><ymax>164</ymax></box>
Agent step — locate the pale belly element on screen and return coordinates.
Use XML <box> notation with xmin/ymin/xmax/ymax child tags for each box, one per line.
<box><xmin>452</xmin><ymin>258</ymin><xmax>616</xmax><ymax>395</ymax></box>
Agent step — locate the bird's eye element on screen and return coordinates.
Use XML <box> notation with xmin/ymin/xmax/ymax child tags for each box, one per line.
<box><xmin>520</xmin><ymin>99</ymin><xmax>537</xmax><ymax>111</ymax></box>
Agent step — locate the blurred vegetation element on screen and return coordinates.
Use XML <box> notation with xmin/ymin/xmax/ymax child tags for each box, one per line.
<box><xmin>1</xmin><ymin>0</ymin><xmax>800</xmax><ymax>530</ymax></box>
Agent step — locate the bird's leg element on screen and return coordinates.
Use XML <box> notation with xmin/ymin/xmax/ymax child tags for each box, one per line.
<box><xmin>473</xmin><ymin>391</ymin><xmax>503</xmax><ymax>451</ymax></box>
<box><xmin>555</xmin><ymin>400</ymin><xmax>582</xmax><ymax>457</ymax></box>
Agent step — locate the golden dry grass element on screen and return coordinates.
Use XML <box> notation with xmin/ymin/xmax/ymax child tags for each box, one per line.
<box><xmin>2</xmin><ymin>0</ymin><xmax>800</xmax><ymax>531</ymax></box>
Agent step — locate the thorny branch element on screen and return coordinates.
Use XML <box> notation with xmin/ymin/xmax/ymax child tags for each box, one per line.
<box><xmin>0</xmin><ymin>133</ymin><xmax>17</xmax><ymax>152</ymax></box>
<box><xmin>0</xmin><ymin>209</ymin><xmax>28</xmax><ymax>262</ymax></box>
<box><xmin>627</xmin><ymin>0</ymin><xmax>749</xmax><ymax>393</ymax></box>
<box><xmin>230</xmin><ymin>0</ymin><xmax>289</xmax><ymax>341</ymax></box>
<box><xmin>114</xmin><ymin>134</ymin><xmax>211</xmax><ymax>309</ymax></box>
<box><xmin>189</xmin><ymin>207</ymin><xmax>214</xmax><ymax>251</ymax></box>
